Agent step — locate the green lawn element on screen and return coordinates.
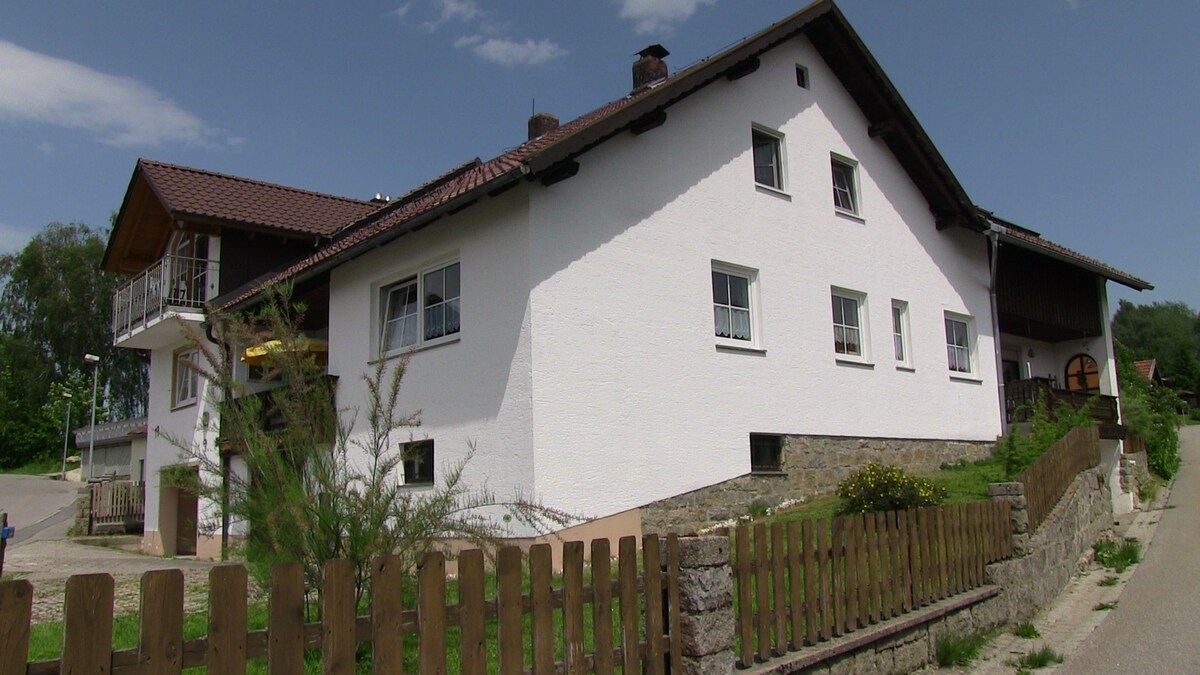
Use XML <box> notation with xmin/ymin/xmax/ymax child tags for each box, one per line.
<box><xmin>758</xmin><ymin>458</ymin><xmax>1004</xmax><ymax>527</ymax></box>
<box><xmin>3</xmin><ymin>456</ymin><xmax>66</xmax><ymax>475</ymax></box>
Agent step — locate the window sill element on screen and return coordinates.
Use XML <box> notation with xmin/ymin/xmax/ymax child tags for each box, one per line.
<box><xmin>834</xmin><ymin>209</ymin><xmax>865</xmax><ymax>224</ymax></box>
<box><xmin>835</xmin><ymin>357</ymin><xmax>874</xmax><ymax>369</ymax></box>
<box><xmin>750</xmin><ymin>470</ymin><xmax>787</xmax><ymax>478</ymax></box>
<box><xmin>716</xmin><ymin>343</ymin><xmax>767</xmax><ymax>355</ymax></box>
<box><xmin>399</xmin><ymin>483</ymin><xmax>434</xmax><ymax>491</ymax></box>
<box><xmin>371</xmin><ymin>335</ymin><xmax>461</xmax><ymax>365</ymax></box>
<box><xmin>896</xmin><ymin>365</ymin><xmax>916</xmax><ymax>373</ymax></box>
<box><xmin>755</xmin><ymin>184</ymin><xmax>792</xmax><ymax>200</ymax></box>
<box><xmin>171</xmin><ymin>400</ymin><xmax>198</xmax><ymax>412</ymax></box>
<box><xmin>949</xmin><ymin>373</ymin><xmax>984</xmax><ymax>384</ymax></box>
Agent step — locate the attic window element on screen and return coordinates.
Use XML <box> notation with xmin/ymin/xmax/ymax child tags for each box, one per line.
<box><xmin>795</xmin><ymin>65</ymin><xmax>809</xmax><ymax>89</ymax></box>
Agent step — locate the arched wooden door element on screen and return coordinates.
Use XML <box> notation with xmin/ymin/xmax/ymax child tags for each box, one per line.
<box><xmin>1064</xmin><ymin>353</ymin><xmax>1100</xmax><ymax>393</ymax></box>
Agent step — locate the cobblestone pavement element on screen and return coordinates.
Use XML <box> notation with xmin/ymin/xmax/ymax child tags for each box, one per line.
<box><xmin>4</xmin><ymin>538</ymin><xmax>227</xmax><ymax>624</ymax></box>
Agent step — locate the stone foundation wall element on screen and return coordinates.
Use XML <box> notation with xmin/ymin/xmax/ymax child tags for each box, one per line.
<box><xmin>641</xmin><ymin>435</ymin><xmax>993</xmax><ymax>535</ymax></box>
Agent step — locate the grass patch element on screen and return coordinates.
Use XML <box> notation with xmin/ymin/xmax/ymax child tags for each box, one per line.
<box><xmin>926</xmin><ymin>459</ymin><xmax>1006</xmax><ymax>503</ymax></box>
<box><xmin>761</xmin><ymin>458</ymin><xmax>1004</xmax><ymax>527</ymax></box>
<box><xmin>1012</xmin><ymin>622</ymin><xmax>1040</xmax><ymax>639</ymax></box>
<box><xmin>935</xmin><ymin>630</ymin><xmax>990</xmax><ymax>667</ymax></box>
<box><xmin>1098</xmin><ymin>576</ymin><xmax>1120</xmax><ymax>587</ymax></box>
<box><xmin>1094</xmin><ymin>538</ymin><xmax>1141</xmax><ymax>573</ymax></box>
<box><xmin>1010</xmin><ymin>645</ymin><xmax>1064</xmax><ymax>669</ymax></box>
<box><xmin>1093</xmin><ymin>601</ymin><xmax>1118</xmax><ymax>611</ymax></box>
<box><xmin>3</xmin><ymin>456</ymin><xmax>65</xmax><ymax>475</ymax></box>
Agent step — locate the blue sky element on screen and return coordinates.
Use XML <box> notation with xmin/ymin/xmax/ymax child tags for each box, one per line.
<box><xmin>0</xmin><ymin>1</ymin><xmax>1194</xmax><ymax>312</ymax></box>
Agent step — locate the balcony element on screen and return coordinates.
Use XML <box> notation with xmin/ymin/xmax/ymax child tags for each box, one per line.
<box><xmin>112</xmin><ymin>255</ymin><xmax>217</xmax><ymax>349</ymax></box>
<box><xmin>1005</xmin><ymin>377</ymin><xmax>1124</xmax><ymax>439</ymax></box>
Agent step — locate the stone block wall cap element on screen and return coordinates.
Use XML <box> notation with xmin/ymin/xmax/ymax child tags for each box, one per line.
<box><xmin>988</xmin><ymin>482</ymin><xmax>1025</xmax><ymax>497</ymax></box>
<box><xmin>678</xmin><ymin>536</ymin><xmax>730</xmax><ymax>567</ymax></box>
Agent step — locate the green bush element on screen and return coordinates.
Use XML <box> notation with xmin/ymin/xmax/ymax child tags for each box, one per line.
<box><xmin>994</xmin><ymin>397</ymin><xmax>1094</xmax><ymax>479</ymax></box>
<box><xmin>1116</xmin><ymin>342</ymin><xmax>1183</xmax><ymax>478</ymax></box>
<box><xmin>836</xmin><ymin>463</ymin><xmax>946</xmax><ymax>515</ymax></box>
<box><xmin>936</xmin><ymin>631</ymin><xmax>990</xmax><ymax>666</ymax></box>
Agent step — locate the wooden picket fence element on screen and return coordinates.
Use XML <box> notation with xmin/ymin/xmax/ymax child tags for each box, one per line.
<box><xmin>731</xmin><ymin>501</ymin><xmax>1014</xmax><ymax>666</ymax></box>
<box><xmin>1014</xmin><ymin>425</ymin><xmax>1101</xmax><ymax>531</ymax></box>
<box><xmin>0</xmin><ymin>534</ymin><xmax>682</xmax><ymax>674</ymax></box>
<box><xmin>90</xmin><ymin>480</ymin><xmax>146</xmax><ymax>530</ymax></box>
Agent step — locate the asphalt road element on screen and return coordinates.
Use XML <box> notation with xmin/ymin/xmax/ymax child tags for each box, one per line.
<box><xmin>1060</xmin><ymin>425</ymin><xmax>1200</xmax><ymax>674</ymax></box>
<box><xmin>0</xmin><ymin>473</ymin><xmax>81</xmax><ymax>546</ymax></box>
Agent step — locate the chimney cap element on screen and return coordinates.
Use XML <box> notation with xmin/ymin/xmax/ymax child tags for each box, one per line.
<box><xmin>636</xmin><ymin>44</ymin><xmax>670</xmax><ymax>60</ymax></box>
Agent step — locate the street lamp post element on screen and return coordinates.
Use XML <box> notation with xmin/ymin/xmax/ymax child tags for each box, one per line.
<box><xmin>60</xmin><ymin>392</ymin><xmax>72</xmax><ymax>480</ymax></box>
<box><xmin>84</xmin><ymin>353</ymin><xmax>100</xmax><ymax>482</ymax></box>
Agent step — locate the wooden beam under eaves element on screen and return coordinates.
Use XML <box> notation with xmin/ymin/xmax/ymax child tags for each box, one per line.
<box><xmin>539</xmin><ymin>160</ymin><xmax>580</xmax><ymax>187</ymax></box>
<box><xmin>725</xmin><ymin>57</ymin><xmax>761</xmax><ymax>81</ymax></box>
<box><xmin>630</xmin><ymin>109</ymin><xmax>667</xmax><ymax>135</ymax></box>
<box><xmin>868</xmin><ymin>118</ymin><xmax>900</xmax><ymax>138</ymax></box>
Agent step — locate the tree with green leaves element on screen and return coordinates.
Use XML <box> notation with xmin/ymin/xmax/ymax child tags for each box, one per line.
<box><xmin>1116</xmin><ymin>340</ymin><xmax>1183</xmax><ymax>478</ymax></box>
<box><xmin>0</xmin><ymin>222</ymin><xmax>148</xmax><ymax>467</ymax></box>
<box><xmin>168</xmin><ymin>286</ymin><xmax>573</xmax><ymax>608</ymax></box>
<box><xmin>1111</xmin><ymin>299</ymin><xmax>1200</xmax><ymax>395</ymax></box>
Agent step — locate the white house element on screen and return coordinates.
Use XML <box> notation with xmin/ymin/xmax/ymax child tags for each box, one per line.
<box><xmin>104</xmin><ymin>1</ymin><xmax>1149</xmax><ymax>558</ymax></box>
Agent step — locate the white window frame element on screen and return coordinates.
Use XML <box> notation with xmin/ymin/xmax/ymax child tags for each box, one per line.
<box><xmin>172</xmin><ymin>348</ymin><xmax>199</xmax><ymax>409</ymax></box>
<box><xmin>945</xmin><ymin>312</ymin><xmax>976</xmax><ymax>377</ymax></box>
<box><xmin>751</xmin><ymin>125</ymin><xmax>786</xmax><ymax>193</ymax></box>
<box><xmin>891</xmin><ymin>300</ymin><xmax>912</xmax><ymax>369</ymax></box>
<box><xmin>831</xmin><ymin>287</ymin><xmax>870</xmax><ymax>363</ymax></box>
<box><xmin>831</xmin><ymin>153</ymin><xmax>861</xmax><ymax>216</ymax></box>
<box><xmin>377</xmin><ymin>259</ymin><xmax>461</xmax><ymax>358</ymax></box>
<box><xmin>712</xmin><ymin>261</ymin><xmax>762</xmax><ymax>350</ymax></box>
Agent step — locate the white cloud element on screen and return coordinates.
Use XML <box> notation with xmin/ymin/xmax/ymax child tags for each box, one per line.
<box><xmin>0</xmin><ymin>40</ymin><xmax>234</xmax><ymax>148</ymax></box>
<box><xmin>423</xmin><ymin>0</ymin><xmax>482</xmax><ymax>32</ymax></box>
<box><xmin>388</xmin><ymin>3</ymin><xmax>412</xmax><ymax>19</ymax></box>
<box><xmin>37</xmin><ymin>142</ymin><xmax>54</xmax><ymax>155</ymax></box>
<box><xmin>458</xmin><ymin>37</ymin><xmax>568</xmax><ymax>67</ymax></box>
<box><xmin>615</xmin><ymin>0</ymin><xmax>717</xmax><ymax>35</ymax></box>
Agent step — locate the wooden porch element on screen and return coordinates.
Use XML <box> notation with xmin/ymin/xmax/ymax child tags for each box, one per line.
<box><xmin>1005</xmin><ymin>377</ymin><xmax>1124</xmax><ymax>439</ymax></box>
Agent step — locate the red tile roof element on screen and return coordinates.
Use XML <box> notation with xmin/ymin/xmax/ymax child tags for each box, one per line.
<box><xmin>139</xmin><ymin>160</ymin><xmax>380</xmax><ymax>237</ymax></box>
<box><xmin>979</xmin><ymin>209</ymin><xmax>1152</xmax><ymax>291</ymax></box>
<box><xmin>1133</xmin><ymin>359</ymin><xmax>1158</xmax><ymax>381</ymax></box>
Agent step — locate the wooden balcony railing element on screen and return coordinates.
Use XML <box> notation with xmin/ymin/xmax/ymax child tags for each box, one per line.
<box><xmin>1005</xmin><ymin>377</ymin><xmax>1118</xmax><ymax>425</ymax></box>
<box><xmin>112</xmin><ymin>254</ymin><xmax>217</xmax><ymax>341</ymax></box>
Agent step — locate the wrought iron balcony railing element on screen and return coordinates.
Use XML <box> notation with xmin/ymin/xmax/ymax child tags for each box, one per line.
<box><xmin>112</xmin><ymin>254</ymin><xmax>217</xmax><ymax>342</ymax></box>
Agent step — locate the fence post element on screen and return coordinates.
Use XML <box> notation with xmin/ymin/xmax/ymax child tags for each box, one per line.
<box><xmin>0</xmin><ymin>512</ymin><xmax>8</xmax><ymax>576</ymax></box>
<box><xmin>676</xmin><ymin>536</ymin><xmax>735</xmax><ymax>674</ymax></box>
<box><xmin>988</xmin><ymin>482</ymin><xmax>1029</xmax><ymax>556</ymax></box>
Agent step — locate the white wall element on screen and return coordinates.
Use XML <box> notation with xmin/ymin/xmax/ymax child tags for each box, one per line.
<box><xmin>142</xmin><ymin>333</ymin><xmax>220</xmax><ymax>536</ymax></box>
<box><xmin>525</xmin><ymin>36</ymin><xmax>999</xmax><ymax>520</ymax></box>
<box><xmin>327</xmin><ymin>188</ymin><xmax>538</xmax><ymax>518</ymax></box>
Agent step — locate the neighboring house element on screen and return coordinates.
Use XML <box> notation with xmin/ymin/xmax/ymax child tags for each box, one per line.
<box><xmin>1132</xmin><ymin>359</ymin><xmax>1163</xmax><ymax>385</ymax></box>
<box><xmin>104</xmin><ymin>1</ymin><xmax>1150</xmax><ymax>558</ymax></box>
<box><xmin>72</xmin><ymin>417</ymin><xmax>148</xmax><ymax>482</ymax></box>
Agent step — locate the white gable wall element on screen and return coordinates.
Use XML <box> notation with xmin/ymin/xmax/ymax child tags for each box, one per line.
<box><xmin>327</xmin><ymin>188</ymin><xmax>538</xmax><ymax>507</ymax></box>
<box><xmin>526</xmin><ymin>36</ymin><xmax>1000</xmax><ymax>519</ymax></box>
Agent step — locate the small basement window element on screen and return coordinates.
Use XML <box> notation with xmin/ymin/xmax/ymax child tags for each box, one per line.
<box><xmin>402</xmin><ymin>439</ymin><xmax>435</xmax><ymax>486</ymax></box>
<box><xmin>750</xmin><ymin>434</ymin><xmax>783</xmax><ymax>473</ymax></box>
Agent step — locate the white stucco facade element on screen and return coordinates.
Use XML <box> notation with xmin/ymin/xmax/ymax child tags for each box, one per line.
<box><xmin>325</xmin><ymin>36</ymin><xmax>1001</xmax><ymax>530</ymax></box>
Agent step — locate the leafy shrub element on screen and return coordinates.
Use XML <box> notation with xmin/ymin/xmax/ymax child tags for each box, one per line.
<box><xmin>994</xmin><ymin>396</ymin><xmax>1094</xmax><ymax>479</ymax></box>
<box><xmin>1116</xmin><ymin>341</ymin><xmax>1183</xmax><ymax>478</ymax></box>
<box><xmin>836</xmin><ymin>463</ymin><xmax>946</xmax><ymax>515</ymax></box>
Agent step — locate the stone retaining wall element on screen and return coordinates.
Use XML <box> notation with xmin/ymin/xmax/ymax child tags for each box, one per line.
<box><xmin>669</xmin><ymin>456</ymin><xmax>1114</xmax><ymax>673</ymax></box>
<box><xmin>641</xmin><ymin>435</ymin><xmax>993</xmax><ymax>535</ymax></box>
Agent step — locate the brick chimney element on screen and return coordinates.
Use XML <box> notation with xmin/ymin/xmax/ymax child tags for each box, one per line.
<box><xmin>527</xmin><ymin>112</ymin><xmax>560</xmax><ymax>141</ymax></box>
<box><xmin>632</xmin><ymin>44</ymin><xmax>670</xmax><ymax>92</ymax></box>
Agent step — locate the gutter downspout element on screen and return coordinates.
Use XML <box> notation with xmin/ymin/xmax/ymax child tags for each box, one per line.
<box><xmin>205</xmin><ymin>320</ymin><xmax>232</xmax><ymax>562</ymax></box>
<box><xmin>986</xmin><ymin>223</ymin><xmax>1007</xmax><ymax>436</ymax></box>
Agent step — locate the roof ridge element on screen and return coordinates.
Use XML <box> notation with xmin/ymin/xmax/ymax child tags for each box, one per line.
<box><xmin>138</xmin><ymin>158</ymin><xmax>373</xmax><ymax>207</ymax></box>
